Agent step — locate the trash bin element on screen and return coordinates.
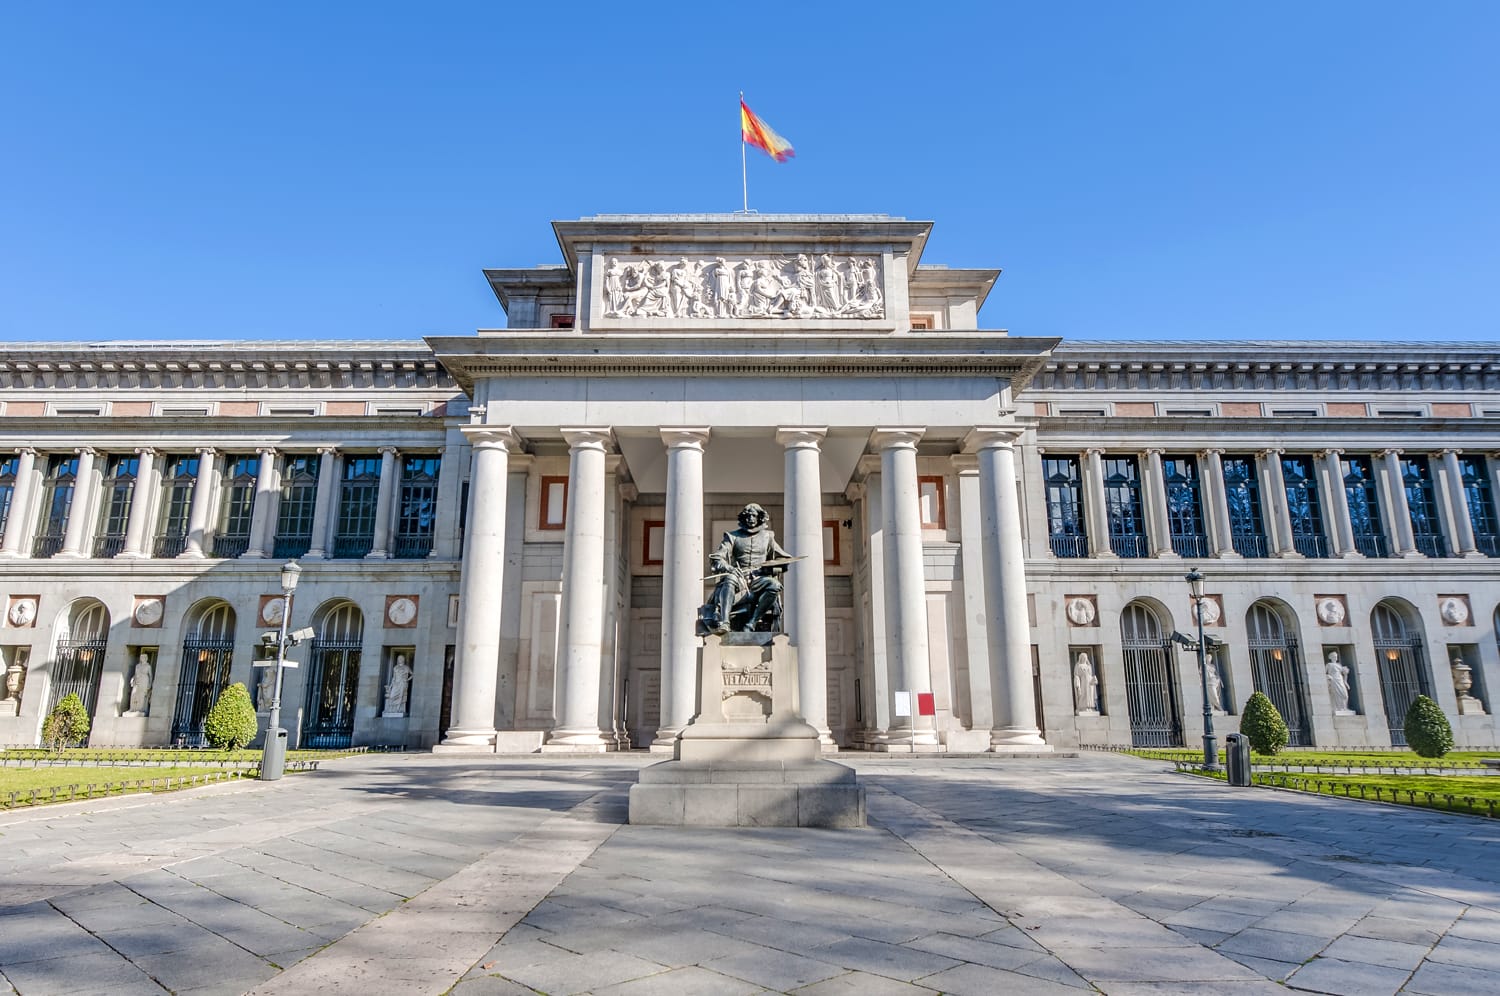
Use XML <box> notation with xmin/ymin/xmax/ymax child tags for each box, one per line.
<box><xmin>1225</xmin><ymin>733</ymin><xmax>1251</xmax><ymax>787</ymax></box>
<box><xmin>260</xmin><ymin>727</ymin><xmax>289</xmax><ymax>781</ymax></box>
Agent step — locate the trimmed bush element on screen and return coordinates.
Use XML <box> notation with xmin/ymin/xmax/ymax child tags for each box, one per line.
<box><xmin>1240</xmin><ymin>691</ymin><xmax>1289</xmax><ymax>756</ymax></box>
<box><xmin>203</xmin><ymin>683</ymin><xmax>259</xmax><ymax>750</ymax></box>
<box><xmin>42</xmin><ymin>692</ymin><xmax>91</xmax><ymax>753</ymax></box>
<box><xmin>1403</xmin><ymin>695</ymin><xmax>1454</xmax><ymax>758</ymax></box>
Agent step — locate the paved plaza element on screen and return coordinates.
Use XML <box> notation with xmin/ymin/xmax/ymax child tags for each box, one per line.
<box><xmin>1</xmin><ymin>752</ymin><xmax>1497</xmax><ymax>995</ymax></box>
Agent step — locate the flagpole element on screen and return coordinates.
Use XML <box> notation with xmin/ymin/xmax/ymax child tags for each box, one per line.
<box><xmin>739</xmin><ymin>91</ymin><xmax>749</xmax><ymax>213</ymax></box>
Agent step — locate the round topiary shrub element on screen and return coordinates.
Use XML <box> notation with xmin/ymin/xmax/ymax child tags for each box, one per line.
<box><xmin>42</xmin><ymin>692</ymin><xmax>91</xmax><ymax>753</ymax></box>
<box><xmin>1240</xmin><ymin>691</ymin><xmax>1289</xmax><ymax>756</ymax></box>
<box><xmin>1403</xmin><ymin>695</ymin><xmax>1453</xmax><ymax>758</ymax></box>
<box><xmin>203</xmin><ymin>682</ymin><xmax>259</xmax><ymax>750</ymax></box>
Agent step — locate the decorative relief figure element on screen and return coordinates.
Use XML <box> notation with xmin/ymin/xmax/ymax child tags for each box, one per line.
<box><xmin>125</xmin><ymin>652</ymin><xmax>153</xmax><ymax>716</ymax></box>
<box><xmin>1439</xmin><ymin>596</ymin><xmax>1470</xmax><ymax>626</ymax></box>
<box><xmin>132</xmin><ymin>596</ymin><xmax>165</xmax><ymax>628</ymax></box>
<box><xmin>603</xmin><ymin>254</ymin><xmax>885</xmax><ymax>320</ymax></box>
<box><xmin>1326</xmin><ymin>650</ymin><xmax>1354</xmax><ymax>715</ymax></box>
<box><xmin>1194</xmin><ymin>595</ymin><xmax>1222</xmax><ymax>627</ymax></box>
<box><xmin>1315</xmin><ymin>596</ymin><xmax>1347</xmax><ymax>626</ymax></box>
<box><xmin>384</xmin><ymin>653</ymin><xmax>413</xmax><ymax>718</ymax></box>
<box><xmin>1065</xmin><ymin>597</ymin><xmax>1097</xmax><ymax>627</ymax></box>
<box><xmin>259</xmin><ymin>595</ymin><xmax>286</xmax><ymax>627</ymax></box>
<box><xmin>6</xmin><ymin>598</ymin><xmax>38</xmax><ymax>629</ymax></box>
<box><xmin>386</xmin><ymin>596</ymin><xmax>419</xmax><ymax>628</ymax></box>
<box><xmin>1073</xmin><ymin>651</ymin><xmax>1100</xmax><ymax>716</ymax></box>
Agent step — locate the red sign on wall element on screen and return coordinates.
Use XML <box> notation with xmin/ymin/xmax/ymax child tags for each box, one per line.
<box><xmin>916</xmin><ymin>692</ymin><xmax>936</xmax><ymax>717</ymax></box>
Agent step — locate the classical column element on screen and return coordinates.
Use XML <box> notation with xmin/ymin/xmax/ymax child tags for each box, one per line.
<box><xmin>58</xmin><ymin>447</ymin><xmax>98</xmax><ymax>558</ymax></box>
<box><xmin>779</xmin><ymin>427</ymin><xmax>832</xmax><ymax>746</ymax></box>
<box><xmin>967</xmin><ymin>429</ymin><xmax>1046</xmax><ymax>749</ymax></box>
<box><xmin>546</xmin><ymin>428</ymin><xmax>614</xmax><ymax>751</ymax></box>
<box><xmin>443</xmin><ymin>427</ymin><xmax>519</xmax><ymax>747</ymax></box>
<box><xmin>1082</xmin><ymin>447</ymin><xmax>1116</xmax><ymax>558</ymax></box>
<box><xmin>0</xmin><ymin>448</ymin><xmax>38</xmax><ymax>558</ymax></box>
<box><xmin>1317</xmin><ymin>449</ymin><xmax>1359</xmax><ymax>558</ymax></box>
<box><xmin>304</xmin><ymin>446</ymin><xmax>339</xmax><ymax>560</ymax></box>
<box><xmin>1379</xmin><ymin>448</ymin><xmax>1419</xmax><ymax>556</ymax></box>
<box><xmin>654</xmin><ymin>428</ymin><xmax>709</xmax><ymax>749</ymax></box>
<box><xmin>244</xmin><ymin>448</ymin><xmax>278</xmax><ymax>559</ymax></box>
<box><xmin>1199</xmin><ymin>449</ymin><xmax>1238</xmax><ymax>558</ymax></box>
<box><xmin>1259</xmin><ymin>448</ymin><xmax>1298</xmax><ymax>557</ymax></box>
<box><xmin>120</xmin><ymin>448</ymin><xmax>158</xmax><ymax>558</ymax></box>
<box><xmin>367</xmin><ymin>445</ymin><xmax>399</xmax><ymax>559</ymax></box>
<box><xmin>952</xmin><ymin>457</ymin><xmax>993</xmax><ymax>732</ymax></box>
<box><xmin>871</xmin><ymin>429</ymin><xmax>937</xmax><ymax>746</ymax></box>
<box><xmin>181</xmin><ymin>448</ymin><xmax>218</xmax><ymax>558</ymax></box>
<box><xmin>1142</xmin><ymin>448</ymin><xmax>1176</xmax><ymax>557</ymax></box>
<box><xmin>1440</xmin><ymin>449</ymin><xmax>1482</xmax><ymax>557</ymax></box>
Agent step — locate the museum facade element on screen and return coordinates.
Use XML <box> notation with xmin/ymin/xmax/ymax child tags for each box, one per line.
<box><xmin>1</xmin><ymin>214</ymin><xmax>1497</xmax><ymax>753</ymax></box>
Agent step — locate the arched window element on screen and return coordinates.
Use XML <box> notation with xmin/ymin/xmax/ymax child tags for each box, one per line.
<box><xmin>304</xmin><ymin>603</ymin><xmax>363</xmax><ymax>748</ymax></box>
<box><xmin>48</xmin><ymin>600</ymin><xmax>109</xmax><ymax>720</ymax></box>
<box><xmin>1120</xmin><ymin>602</ymin><xmax>1182</xmax><ymax>747</ymax></box>
<box><xmin>172</xmin><ymin>602</ymin><xmax>236</xmax><ymax>746</ymax></box>
<box><xmin>1246</xmin><ymin>602</ymin><xmax>1310</xmax><ymax>745</ymax></box>
<box><xmin>1371</xmin><ymin>601</ymin><xmax>1430</xmax><ymax>746</ymax></box>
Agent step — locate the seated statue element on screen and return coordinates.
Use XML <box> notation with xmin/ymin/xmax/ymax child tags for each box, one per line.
<box><xmin>698</xmin><ymin>503</ymin><xmax>793</xmax><ymax>635</ymax></box>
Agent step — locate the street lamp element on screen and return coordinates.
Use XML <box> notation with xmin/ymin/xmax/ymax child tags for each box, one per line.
<box><xmin>259</xmin><ymin>560</ymin><xmax>302</xmax><ymax>781</ymax></box>
<box><xmin>1185</xmin><ymin>568</ymin><xmax>1220</xmax><ymax>772</ymax></box>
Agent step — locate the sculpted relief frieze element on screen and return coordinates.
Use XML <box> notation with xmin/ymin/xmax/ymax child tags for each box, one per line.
<box><xmin>602</xmin><ymin>254</ymin><xmax>885</xmax><ymax>321</ymax></box>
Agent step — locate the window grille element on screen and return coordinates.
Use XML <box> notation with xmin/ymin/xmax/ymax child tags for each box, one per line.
<box><xmin>1120</xmin><ymin>603</ymin><xmax>1181</xmax><ymax>747</ymax></box>
<box><xmin>92</xmin><ymin>454</ymin><xmax>139</xmax><ymax>558</ymax></box>
<box><xmin>33</xmin><ymin>454</ymin><xmax>79</xmax><ymax>559</ymax></box>
<box><xmin>47</xmin><ymin>603</ymin><xmax>109</xmax><ymax>718</ymax></box>
<box><xmin>214</xmin><ymin>455</ymin><xmax>259</xmax><ymax>558</ymax></box>
<box><xmin>1459</xmin><ymin>455</ymin><xmax>1499</xmax><ymax>557</ymax></box>
<box><xmin>1281</xmin><ymin>455</ymin><xmax>1329</xmax><ymax>558</ymax></box>
<box><xmin>303</xmin><ymin>604</ymin><xmax>363</xmax><ymax>748</ymax></box>
<box><xmin>273</xmin><ymin>454</ymin><xmax>319</xmax><ymax>559</ymax></box>
<box><xmin>0</xmin><ymin>455</ymin><xmax>19</xmax><ymax>543</ymax></box>
<box><xmin>1103</xmin><ymin>457</ymin><xmax>1148</xmax><ymax>557</ymax></box>
<box><xmin>171</xmin><ymin>604</ymin><xmax>236</xmax><ymax>747</ymax></box>
<box><xmin>1246</xmin><ymin>603</ymin><xmax>1311</xmax><ymax>745</ymax></box>
<box><xmin>1401</xmin><ymin>456</ymin><xmax>1449</xmax><ymax>558</ymax></box>
<box><xmin>154</xmin><ymin>454</ymin><xmax>199</xmax><ymax>558</ymax></box>
<box><xmin>1163</xmin><ymin>455</ymin><xmax>1208</xmax><ymax>558</ymax></box>
<box><xmin>1372</xmin><ymin>603</ymin><xmax>1429</xmax><ymax>745</ymax></box>
<box><xmin>1342</xmin><ymin>455</ymin><xmax>1389</xmax><ymax>557</ymax></box>
<box><xmin>394</xmin><ymin>454</ymin><xmax>440</xmax><ymax>558</ymax></box>
<box><xmin>332</xmin><ymin>455</ymin><xmax>381</xmax><ymax>558</ymax></box>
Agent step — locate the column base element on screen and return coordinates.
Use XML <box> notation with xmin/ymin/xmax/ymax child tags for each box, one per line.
<box><xmin>991</xmin><ymin>727</ymin><xmax>1048</xmax><ymax>749</ymax></box>
<box><xmin>1338</xmin><ymin>550</ymin><xmax>1366</xmax><ymax>559</ymax></box>
<box><xmin>432</xmin><ymin>742</ymin><xmax>495</xmax><ymax>754</ymax></box>
<box><xmin>436</xmin><ymin>727</ymin><xmax>497</xmax><ymax>749</ymax></box>
<box><xmin>365</xmin><ymin>551</ymin><xmax>390</xmax><ymax>560</ymax></box>
<box><xmin>866</xmin><ymin>729</ymin><xmax>943</xmax><ymax>753</ymax></box>
<box><xmin>542</xmin><ymin>730</ymin><xmax>616</xmax><ymax>752</ymax></box>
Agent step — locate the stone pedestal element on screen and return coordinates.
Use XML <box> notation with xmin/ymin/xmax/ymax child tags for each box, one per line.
<box><xmin>628</xmin><ymin>634</ymin><xmax>865</xmax><ymax>828</ymax></box>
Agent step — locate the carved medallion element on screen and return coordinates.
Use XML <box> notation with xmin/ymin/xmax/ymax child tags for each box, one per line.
<box><xmin>385</xmin><ymin>595</ymin><xmax>419</xmax><ymax>628</ymax></box>
<box><xmin>132</xmin><ymin>596</ymin><xmax>165</xmax><ymax>628</ymax></box>
<box><xmin>259</xmin><ymin>595</ymin><xmax>286</xmax><ymax>627</ymax></box>
<box><xmin>1315</xmin><ymin>595</ymin><xmax>1348</xmax><ymax>627</ymax></box>
<box><xmin>1439</xmin><ymin>595</ymin><xmax>1471</xmax><ymax>626</ymax></box>
<box><xmin>1065</xmin><ymin>596</ymin><xmax>1098</xmax><ymax>627</ymax></box>
<box><xmin>5</xmin><ymin>597</ymin><xmax>38</xmax><ymax>629</ymax></box>
<box><xmin>1194</xmin><ymin>595</ymin><xmax>1223</xmax><ymax>627</ymax></box>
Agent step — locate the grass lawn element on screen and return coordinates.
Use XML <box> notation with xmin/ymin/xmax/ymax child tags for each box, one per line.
<box><xmin>0</xmin><ymin>747</ymin><xmax>359</xmax><ymax>765</ymax></box>
<box><xmin>0</xmin><ymin>765</ymin><xmax>255</xmax><ymax>808</ymax></box>
<box><xmin>1126</xmin><ymin>747</ymin><xmax>1494</xmax><ymax>769</ymax></box>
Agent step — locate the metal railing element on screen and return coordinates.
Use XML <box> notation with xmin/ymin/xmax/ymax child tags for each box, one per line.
<box><xmin>92</xmin><ymin>535</ymin><xmax>126</xmax><ymax>558</ymax></box>
<box><xmin>212</xmin><ymin>534</ymin><xmax>251</xmax><ymax>558</ymax></box>
<box><xmin>154</xmin><ymin>534</ymin><xmax>188</xmax><ymax>558</ymax></box>
<box><xmin>391</xmin><ymin>533</ymin><xmax>434</xmax><ymax>559</ymax></box>
<box><xmin>1049</xmin><ymin>534</ymin><xmax>1089</xmax><ymax>558</ymax></box>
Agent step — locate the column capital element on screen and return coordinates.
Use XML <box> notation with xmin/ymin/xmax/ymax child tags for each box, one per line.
<box><xmin>133</xmin><ymin>446</ymin><xmax>158</xmax><ymax>459</ymax></box>
<box><xmin>256</xmin><ymin>445</ymin><xmax>277</xmax><ymax>457</ymax></box>
<box><xmin>460</xmin><ymin>425</ymin><xmax>522</xmax><ymax>451</ymax></box>
<box><xmin>1435</xmin><ymin>447</ymin><xmax>1459</xmax><ymax>458</ymax></box>
<box><xmin>775</xmin><ymin>426</ymin><xmax>828</xmax><ymax>449</ymax></box>
<box><xmin>949</xmin><ymin>453</ymin><xmax>980</xmax><ymax>474</ymax></box>
<box><xmin>660</xmin><ymin>427</ymin><xmax>711</xmax><ymax>450</ymax></box>
<box><xmin>1084</xmin><ymin>446</ymin><xmax>1106</xmax><ymax>458</ymax></box>
<box><xmin>870</xmin><ymin>427</ymin><xmax>924</xmax><ymax>451</ymax></box>
<box><xmin>1144</xmin><ymin>446</ymin><xmax>1166</xmax><ymax>458</ymax></box>
<box><xmin>1378</xmin><ymin>447</ymin><xmax>1403</xmax><ymax>459</ymax></box>
<box><xmin>13</xmin><ymin>446</ymin><xmax>37</xmax><ymax>458</ymax></box>
<box><xmin>316</xmin><ymin>444</ymin><xmax>338</xmax><ymax>457</ymax></box>
<box><xmin>76</xmin><ymin>446</ymin><xmax>97</xmax><ymax>458</ymax></box>
<box><xmin>560</xmin><ymin>427</ymin><xmax>614</xmax><ymax>452</ymax></box>
<box><xmin>1315</xmin><ymin>447</ymin><xmax>1344</xmax><ymax>459</ymax></box>
<box><xmin>378</xmin><ymin>444</ymin><xmax>399</xmax><ymax>457</ymax></box>
<box><xmin>618</xmin><ymin>481</ymin><xmax>639</xmax><ymax>502</ymax></box>
<box><xmin>1199</xmin><ymin>447</ymin><xmax>1225</xmax><ymax>458</ymax></box>
<box><xmin>1258</xmin><ymin>447</ymin><xmax>1284</xmax><ymax>458</ymax></box>
<box><xmin>197</xmin><ymin>446</ymin><xmax>218</xmax><ymax>458</ymax></box>
<box><xmin>962</xmin><ymin>426</ymin><xmax>1024</xmax><ymax>452</ymax></box>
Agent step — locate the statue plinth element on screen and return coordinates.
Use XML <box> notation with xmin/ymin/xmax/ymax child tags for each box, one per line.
<box><xmin>628</xmin><ymin>634</ymin><xmax>864</xmax><ymax>827</ymax></box>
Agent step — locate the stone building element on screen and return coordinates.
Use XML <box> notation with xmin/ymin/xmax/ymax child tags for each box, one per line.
<box><xmin>1</xmin><ymin>213</ymin><xmax>1496</xmax><ymax>752</ymax></box>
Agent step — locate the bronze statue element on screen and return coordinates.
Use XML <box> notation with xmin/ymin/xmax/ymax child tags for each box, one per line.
<box><xmin>699</xmin><ymin>503</ymin><xmax>794</xmax><ymax>635</ymax></box>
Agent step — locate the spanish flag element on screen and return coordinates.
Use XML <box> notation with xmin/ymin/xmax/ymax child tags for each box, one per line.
<box><xmin>740</xmin><ymin>97</ymin><xmax>795</xmax><ymax>163</ymax></box>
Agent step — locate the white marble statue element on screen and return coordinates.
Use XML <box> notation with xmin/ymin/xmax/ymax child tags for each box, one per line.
<box><xmin>1205</xmin><ymin>657</ymin><xmax>1226</xmax><ymax>715</ymax></box>
<box><xmin>125</xmin><ymin>653</ymin><xmax>152</xmax><ymax>715</ymax></box>
<box><xmin>257</xmin><ymin>664</ymin><xmax>276</xmax><ymax>709</ymax></box>
<box><xmin>1073</xmin><ymin>651</ymin><xmax>1100</xmax><ymax>715</ymax></box>
<box><xmin>1326</xmin><ymin>650</ymin><xmax>1354</xmax><ymax>715</ymax></box>
<box><xmin>384</xmin><ymin>653</ymin><xmax>413</xmax><ymax>717</ymax></box>
<box><xmin>604</xmin><ymin>257</ymin><xmax>626</xmax><ymax>315</ymax></box>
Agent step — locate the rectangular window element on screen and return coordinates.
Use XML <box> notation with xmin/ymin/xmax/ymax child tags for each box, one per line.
<box><xmin>909</xmin><ymin>314</ymin><xmax>935</xmax><ymax>330</ymax></box>
<box><xmin>0</xmin><ymin>455</ymin><xmax>20</xmax><ymax>544</ymax></box>
<box><xmin>1043</xmin><ymin>456</ymin><xmax>1087</xmax><ymax>558</ymax></box>
<box><xmin>33</xmin><ymin>454</ymin><xmax>79</xmax><ymax>558</ymax></box>
<box><xmin>214</xmin><ymin>455</ymin><xmax>260</xmax><ymax>558</ymax></box>
<box><xmin>1342</xmin><ymin>455</ymin><xmax>1389</xmax><ymax>557</ymax></box>
<box><xmin>1162</xmin><ymin>455</ymin><xmax>1208</xmax><ymax>558</ymax></box>
<box><xmin>550</xmin><ymin>313</ymin><xmax>575</xmax><ymax>329</ymax></box>
<box><xmin>1401</xmin><ymin>455</ymin><xmax>1449</xmax><ymax>558</ymax></box>
<box><xmin>1459</xmin><ymin>455</ymin><xmax>1499</xmax><ymax>557</ymax></box>
<box><xmin>1282</xmin><ymin>455</ymin><xmax>1329</xmax><ymax>558</ymax></box>
<box><xmin>538</xmin><ymin>476</ymin><xmax>568</xmax><ymax>530</ymax></box>
<box><xmin>272</xmin><ymin>454</ymin><xmax>319</xmax><ymax>559</ymax></box>
<box><xmin>154</xmin><ymin>454</ymin><xmax>199</xmax><ymax>557</ymax></box>
<box><xmin>332</xmin><ymin>455</ymin><xmax>381</xmax><ymax>558</ymax></box>
<box><xmin>917</xmin><ymin>476</ymin><xmax>946</xmax><ymax>529</ymax></box>
<box><xmin>393</xmin><ymin>454</ymin><xmax>440</xmax><ymax>558</ymax></box>
<box><xmin>1102</xmin><ymin>456</ymin><xmax>1148</xmax><ymax>557</ymax></box>
<box><xmin>642</xmin><ymin>519</ymin><xmax>665</xmax><ymax>566</ymax></box>
<box><xmin>93</xmin><ymin>454</ymin><xmax>140</xmax><ymax>558</ymax></box>
<box><xmin>1221</xmin><ymin>455</ymin><xmax>1268</xmax><ymax>558</ymax></box>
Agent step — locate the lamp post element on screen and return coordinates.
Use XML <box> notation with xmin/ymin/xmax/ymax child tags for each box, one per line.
<box><xmin>259</xmin><ymin>560</ymin><xmax>301</xmax><ymax>781</ymax></box>
<box><xmin>1185</xmin><ymin>568</ymin><xmax>1220</xmax><ymax>771</ymax></box>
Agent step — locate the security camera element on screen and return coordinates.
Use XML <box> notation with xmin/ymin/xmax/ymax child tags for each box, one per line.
<box><xmin>261</xmin><ymin>632</ymin><xmax>279</xmax><ymax>646</ymax></box>
<box><xmin>1169</xmin><ymin>631</ymin><xmax>1195</xmax><ymax>648</ymax></box>
<box><xmin>289</xmin><ymin>626</ymin><xmax>316</xmax><ymax>643</ymax></box>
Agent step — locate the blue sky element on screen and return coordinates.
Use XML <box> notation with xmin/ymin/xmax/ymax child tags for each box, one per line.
<box><xmin>2</xmin><ymin>3</ymin><xmax>1496</xmax><ymax>343</ymax></box>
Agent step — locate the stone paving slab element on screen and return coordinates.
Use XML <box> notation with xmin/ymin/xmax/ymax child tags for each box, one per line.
<box><xmin>2</xmin><ymin>751</ymin><xmax>1499</xmax><ymax>993</ymax></box>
